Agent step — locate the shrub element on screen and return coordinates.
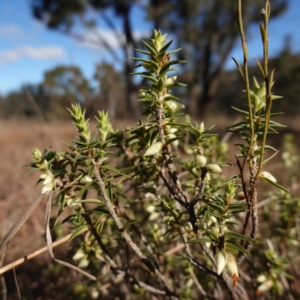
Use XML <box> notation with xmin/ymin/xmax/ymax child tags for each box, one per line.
<box><xmin>1</xmin><ymin>1</ymin><xmax>299</xmax><ymax>299</ymax></box>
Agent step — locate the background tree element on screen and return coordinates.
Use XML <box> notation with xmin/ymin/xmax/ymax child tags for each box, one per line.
<box><xmin>31</xmin><ymin>0</ymin><xmax>289</xmax><ymax>118</ymax></box>
<box><xmin>31</xmin><ymin>0</ymin><xmax>138</xmax><ymax>117</ymax></box>
<box><xmin>41</xmin><ymin>65</ymin><xmax>92</xmax><ymax>118</ymax></box>
<box><xmin>147</xmin><ymin>0</ymin><xmax>288</xmax><ymax>117</ymax></box>
<box><xmin>93</xmin><ymin>62</ymin><xmax>126</xmax><ymax>119</ymax></box>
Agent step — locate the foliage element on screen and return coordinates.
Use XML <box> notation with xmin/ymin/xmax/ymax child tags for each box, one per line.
<box><xmin>30</xmin><ymin>0</ymin><xmax>288</xmax><ymax>117</ymax></box>
<box><xmin>1</xmin><ymin>1</ymin><xmax>299</xmax><ymax>299</ymax></box>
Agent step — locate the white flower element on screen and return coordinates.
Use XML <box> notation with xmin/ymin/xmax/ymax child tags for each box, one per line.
<box><xmin>40</xmin><ymin>172</ymin><xmax>56</xmax><ymax>194</ymax></box>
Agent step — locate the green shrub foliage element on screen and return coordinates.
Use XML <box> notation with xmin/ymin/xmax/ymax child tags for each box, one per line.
<box><xmin>2</xmin><ymin>1</ymin><xmax>298</xmax><ymax>299</ymax></box>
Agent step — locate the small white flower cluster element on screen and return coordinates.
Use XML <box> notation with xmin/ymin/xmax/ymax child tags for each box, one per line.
<box><xmin>40</xmin><ymin>172</ymin><xmax>57</xmax><ymax>195</ymax></box>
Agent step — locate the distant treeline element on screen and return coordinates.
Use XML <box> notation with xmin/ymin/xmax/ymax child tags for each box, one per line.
<box><xmin>0</xmin><ymin>44</ymin><xmax>299</xmax><ymax>121</ymax></box>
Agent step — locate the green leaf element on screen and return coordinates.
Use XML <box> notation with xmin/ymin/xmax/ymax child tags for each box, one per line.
<box><xmin>142</xmin><ymin>40</ymin><xmax>157</xmax><ymax>57</ymax></box>
<box><xmin>74</xmin><ymin>199</ymin><xmax>104</xmax><ymax>205</ymax></box>
<box><xmin>159</xmin><ymin>39</ymin><xmax>173</xmax><ymax>53</ymax></box>
<box><xmin>124</xmin><ymin>219</ymin><xmax>139</xmax><ymax>229</ymax></box>
<box><xmin>167</xmin><ymin>48</ymin><xmax>182</xmax><ymax>55</ymax></box>
<box><xmin>254</xmin><ymin>59</ymin><xmax>265</xmax><ymax>77</ymax></box>
<box><xmin>205</xmin><ymin>230</ymin><xmax>219</xmax><ymax>243</ymax></box>
<box><xmin>140</xmin><ymin>75</ymin><xmax>158</xmax><ymax>83</ymax></box>
<box><xmin>260</xmin><ymin>176</ymin><xmax>289</xmax><ymax>193</ymax></box>
<box><xmin>226</xmin><ymin>241</ymin><xmax>250</xmax><ymax>256</ymax></box>
<box><xmin>70</xmin><ymin>225</ymin><xmax>89</xmax><ymax>240</ymax></box>
<box><xmin>156</xmin><ymin>51</ymin><xmax>166</xmax><ymax>62</ymax></box>
<box><xmin>75</xmin><ymin>182</ymin><xmax>94</xmax><ymax>199</ymax></box>
<box><xmin>262</xmin><ymin>150</ymin><xmax>278</xmax><ymax>165</ymax></box>
<box><xmin>159</xmin><ymin>60</ymin><xmax>185</xmax><ymax>78</ymax></box>
<box><xmin>231</xmin><ymin>57</ymin><xmax>244</xmax><ymax>78</ymax></box>
<box><xmin>231</xmin><ymin>106</ymin><xmax>249</xmax><ymax>115</ymax></box>
<box><xmin>187</xmin><ymin>237</ymin><xmax>211</xmax><ymax>243</ymax></box>
<box><xmin>165</xmin><ymin>136</ymin><xmax>184</xmax><ymax>146</ymax></box>
<box><xmin>157</xmin><ymin>78</ymin><xmax>164</xmax><ymax>92</ymax></box>
<box><xmin>224</xmin><ymin>230</ymin><xmax>254</xmax><ymax>242</ymax></box>
<box><xmin>100</xmin><ymin>165</ymin><xmax>131</xmax><ymax>179</ymax></box>
<box><xmin>135</xmin><ymin>49</ymin><xmax>151</xmax><ymax>55</ymax></box>
<box><xmin>164</xmin><ymin>94</ymin><xmax>180</xmax><ymax>101</ymax></box>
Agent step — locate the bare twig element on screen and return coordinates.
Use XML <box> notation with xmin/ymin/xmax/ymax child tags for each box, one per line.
<box><xmin>12</xmin><ymin>269</ymin><xmax>21</xmax><ymax>300</ymax></box>
<box><xmin>90</xmin><ymin>155</ymin><xmax>179</xmax><ymax>299</ymax></box>
<box><xmin>0</xmin><ymin>230</ymin><xmax>85</xmax><ymax>275</ymax></box>
<box><xmin>0</xmin><ymin>194</ymin><xmax>44</xmax><ymax>268</ymax></box>
<box><xmin>45</xmin><ymin>194</ymin><xmax>96</xmax><ymax>281</ymax></box>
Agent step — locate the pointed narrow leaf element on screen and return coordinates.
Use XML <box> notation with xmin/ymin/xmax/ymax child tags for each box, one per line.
<box><xmin>187</xmin><ymin>237</ymin><xmax>211</xmax><ymax>243</ymax></box>
<box><xmin>74</xmin><ymin>199</ymin><xmax>105</xmax><ymax>205</ymax></box>
<box><xmin>226</xmin><ymin>241</ymin><xmax>250</xmax><ymax>256</ymax></box>
<box><xmin>70</xmin><ymin>225</ymin><xmax>89</xmax><ymax>240</ymax></box>
<box><xmin>231</xmin><ymin>57</ymin><xmax>244</xmax><ymax>78</ymax></box>
<box><xmin>159</xmin><ymin>39</ymin><xmax>173</xmax><ymax>53</ymax></box>
<box><xmin>135</xmin><ymin>49</ymin><xmax>151</xmax><ymax>55</ymax></box>
<box><xmin>224</xmin><ymin>230</ymin><xmax>254</xmax><ymax>242</ymax></box>
<box><xmin>142</xmin><ymin>40</ymin><xmax>157</xmax><ymax>56</ymax></box>
<box><xmin>101</xmin><ymin>166</ymin><xmax>131</xmax><ymax>179</ymax></box>
<box><xmin>167</xmin><ymin>48</ymin><xmax>182</xmax><ymax>55</ymax></box>
<box><xmin>254</xmin><ymin>59</ymin><xmax>265</xmax><ymax>77</ymax></box>
<box><xmin>259</xmin><ymin>176</ymin><xmax>289</xmax><ymax>193</ymax></box>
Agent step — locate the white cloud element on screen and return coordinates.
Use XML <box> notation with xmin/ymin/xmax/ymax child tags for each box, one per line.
<box><xmin>0</xmin><ymin>46</ymin><xmax>65</xmax><ymax>65</ymax></box>
<box><xmin>0</xmin><ymin>24</ymin><xmax>25</xmax><ymax>39</ymax></box>
<box><xmin>81</xmin><ymin>28</ymin><xmax>150</xmax><ymax>51</ymax></box>
<box><xmin>82</xmin><ymin>28</ymin><xmax>125</xmax><ymax>50</ymax></box>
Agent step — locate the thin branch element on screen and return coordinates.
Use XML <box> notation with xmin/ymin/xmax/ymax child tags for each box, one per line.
<box><xmin>178</xmin><ymin>226</ymin><xmax>237</xmax><ymax>300</ymax></box>
<box><xmin>90</xmin><ymin>155</ymin><xmax>179</xmax><ymax>299</ymax></box>
<box><xmin>12</xmin><ymin>269</ymin><xmax>21</xmax><ymax>300</ymax></box>
<box><xmin>0</xmin><ymin>230</ymin><xmax>87</xmax><ymax>275</ymax></box>
<box><xmin>156</xmin><ymin>104</ymin><xmax>191</xmax><ymax>204</ymax></box>
<box><xmin>0</xmin><ymin>194</ymin><xmax>44</xmax><ymax>268</ymax></box>
<box><xmin>45</xmin><ymin>194</ymin><xmax>96</xmax><ymax>281</ymax></box>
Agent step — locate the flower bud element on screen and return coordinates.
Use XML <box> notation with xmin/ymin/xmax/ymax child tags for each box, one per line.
<box><xmin>80</xmin><ymin>175</ymin><xmax>93</xmax><ymax>183</ymax></box>
<box><xmin>32</xmin><ymin>148</ymin><xmax>42</xmax><ymax>160</ymax></box>
<box><xmin>256</xmin><ymin>279</ymin><xmax>273</xmax><ymax>295</ymax></box>
<box><xmin>195</xmin><ymin>154</ymin><xmax>207</xmax><ymax>167</ymax></box>
<box><xmin>165</xmin><ymin>76</ymin><xmax>177</xmax><ymax>87</ymax></box>
<box><xmin>144</xmin><ymin>142</ymin><xmax>163</xmax><ymax>156</ymax></box>
<box><xmin>226</xmin><ymin>253</ymin><xmax>239</xmax><ymax>286</ymax></box>
<box><xmin>146</xmin><ymin>205</ymin><xmax>156</xmax><ymax>214</ymax></box>
<box><xmin>210</xmin><ymin>226</ymin><xmax>219</xmax><ymax>238</ymax></box>
<box><xmin>216</xmin><ymin>250</ymin><xmax>227</xmax><ymax>275</ymax></box>
<box><xmin>165</xmin><ymin>126</ymin><xmax>178</xmax><ymax>134</ymax></box>
<box><xmin>199</xmin><ymin>122</ymin><xmax>204</xmax><ymax>134</ymax></box>
<box><xmin>206</xmin><ymin>164</ymin><xmax>222</xmax><ymax>174</ymax></box>
<box><xmin>235</xmin><ymin>191</ymin><xmax>246</xmax><ymax>200</ymax></box>
<box><xmin>259</xmin><ymin>171</ymin><xmax>277</xmax><ymax>183</ymax></box>
<box><xmin>166</xmin><ymin>133</ymin><xmax>178</xmax><ymax>146</ymax></box>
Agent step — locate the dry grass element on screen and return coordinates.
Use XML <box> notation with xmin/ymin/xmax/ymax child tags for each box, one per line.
<box><xmin>0</xmin><ymin>121</ymin><xmax>78</xmax><ymax>262</ymax></box>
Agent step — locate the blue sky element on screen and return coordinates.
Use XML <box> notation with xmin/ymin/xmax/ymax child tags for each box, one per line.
<box><xmin>0</xmin><ymin>0</ymin><xmax>300</xmax><ymax>95</ymax></box>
